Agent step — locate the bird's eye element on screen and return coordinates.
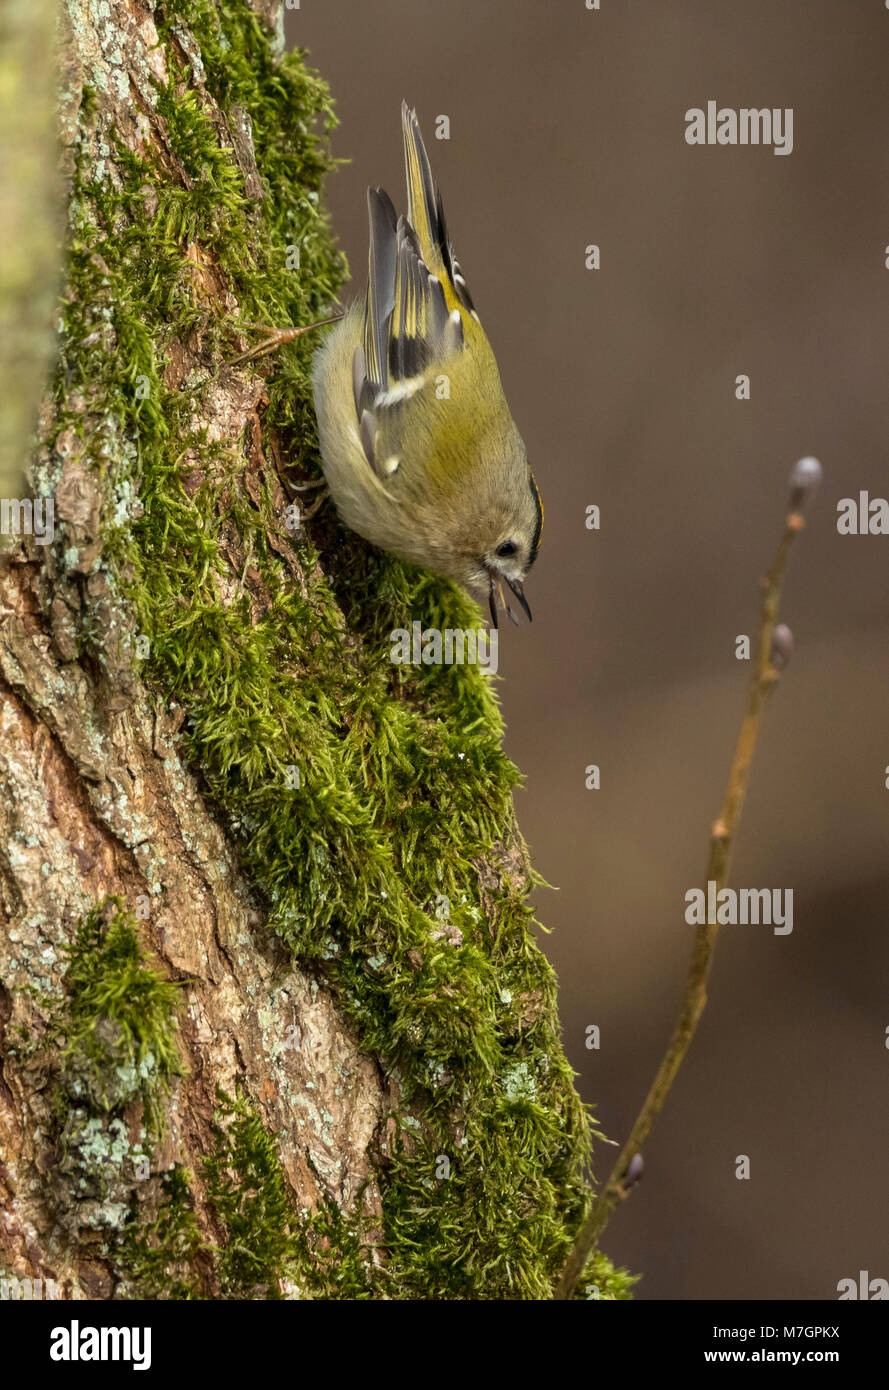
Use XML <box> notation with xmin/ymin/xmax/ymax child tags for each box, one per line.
<box><xmin>496</xmin><ymin>540</ymin><xmax>517</xmax><ymax>558</ymax></box>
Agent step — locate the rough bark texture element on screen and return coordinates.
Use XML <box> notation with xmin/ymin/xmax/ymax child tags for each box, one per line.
<box><xmin>0</xmin><ymin>0</ymin><xmax>632</xmax><ymax>1300</ymax></box>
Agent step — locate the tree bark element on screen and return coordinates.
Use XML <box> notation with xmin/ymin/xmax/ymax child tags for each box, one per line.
<box><xmin>0</xmin><ymin>0</ymin><xmax>630</xmax><ymax>1301</ymax></box>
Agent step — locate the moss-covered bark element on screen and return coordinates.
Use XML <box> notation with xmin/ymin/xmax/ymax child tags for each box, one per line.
<box><xmin>0</xmin><ymin>0</ymin><xmax>633</xmax><ymax>1300</ymax></box>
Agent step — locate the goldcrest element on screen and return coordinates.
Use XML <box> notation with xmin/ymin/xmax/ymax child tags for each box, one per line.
<box><xmin>312</xmin><ymin>102</ymin><xmax>543</xmax><ymax>627</ymax></box>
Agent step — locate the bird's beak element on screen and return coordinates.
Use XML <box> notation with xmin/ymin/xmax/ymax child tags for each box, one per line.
<box><xmin>505</xmin><ymin>576</ymin><xmax>532</xmax><ymax>623</ymax></box>
<box><xmin>486</xmin><ymin>572</ymin><xmax>532</xmax><ymax>628</ymax></box>
<box><xmin>488</xmin><ymin>573</ymin><xmax>499</xmax><ymax>630</ymax></box>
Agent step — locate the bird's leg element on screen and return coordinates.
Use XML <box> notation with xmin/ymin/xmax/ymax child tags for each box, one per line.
<box><xmin>287</xmin><ymin>478</ymin><xmax>327</xmax><ymax>494</ymax></box>
<box><xmin>283</xmin><ymin>473</ymin><xmax>328</xmax><ymax>521</ymax></box>
<box><xmin>230</xmin><ymin>312</ymin><xmax>343</xmax><ymax>365</ymax></box>
<box><xmin>293</xmin><ymin>491</ymin><xmax>328</xmax><ymax>522</ymax></box>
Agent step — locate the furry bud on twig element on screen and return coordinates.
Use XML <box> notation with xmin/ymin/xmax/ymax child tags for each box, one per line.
<box><xmin>770</xmin><ymin>623</ymin><xmax>794</xmax><ymax>671</ymax></box>
<box><xmin>623</xmin><ymin>1154</ymin><xmax>644</xmax><ymax>1189</ymax></box>
<box><xmin>788</xmin><ymin>456</ymin><xmax>823</xmax><ymax>512</ymax></box>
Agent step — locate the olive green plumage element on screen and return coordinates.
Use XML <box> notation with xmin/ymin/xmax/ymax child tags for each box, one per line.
<box><xmin>312</xmin><ymin>103</ymin><xmax>543</xmax><ymax>627</ymax></box>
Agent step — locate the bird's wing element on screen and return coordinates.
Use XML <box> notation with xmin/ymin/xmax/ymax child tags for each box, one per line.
<box><xmin>363</xmin><ymin>186</ymin><xmax>398</xmax><ymax>394</ymax></box>
<box><xmin>357</xmin><ymin>196</ymin><xmax>464</xmax><ymax>476</ymax></box>
<box><xmin>389</xmin><ymin>216</ymin><xmax>455</xmax><ymax>381</ymax></box>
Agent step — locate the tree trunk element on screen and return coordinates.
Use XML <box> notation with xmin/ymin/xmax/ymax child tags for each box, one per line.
<box><xmin>0</xmin><ymin>0</ymin><xmax>630</xmax><ymax>1301</ymax></box>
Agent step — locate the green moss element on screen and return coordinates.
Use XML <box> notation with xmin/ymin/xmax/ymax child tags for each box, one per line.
<box><xmin>57</xmin><ymin>898</ymin><xmax>181</xmax><ymax>1136</ymax></box>
<box><xmin>202</xmin><ymin>1088</ymin><xmax>302</xmax><ymax>1298</ymax></box>
<box><xmin>49</xmin><ymin>0</ymin><xmax>633</xmax><ymax>1298</ymax></box>
<box><xmin>38</xmin><ymin>898</ymin><xmax>181</xmax><ymax>1241</ymax></box>
<box><xmin>119</xmin><ymin>1166</ymin><xmax>206</xmax><ymax>1301</ymax></box>
<box><xmin>121</xmin><ymin>1092</ymin><xmax>376</xmax><ymax>1300</ymax></box>
<box><xmin>579</xmin><ymin>1256</ymin><xmax>638</xmax><ymax>1302</ymax></box>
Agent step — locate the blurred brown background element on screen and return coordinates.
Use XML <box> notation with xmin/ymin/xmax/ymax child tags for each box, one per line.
<box><xmin>288</xmin><ymin>0</ymin><xmax>889</xmax><ymax>1299</ymax></box>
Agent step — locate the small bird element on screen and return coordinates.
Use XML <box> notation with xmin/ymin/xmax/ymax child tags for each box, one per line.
<box><xmin>311</xmin><ymin>102</ymin><xmax>543</xmax><ymax>628</ymax></box>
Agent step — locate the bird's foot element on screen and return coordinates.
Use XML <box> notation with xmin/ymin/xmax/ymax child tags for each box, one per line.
<box><xmin>283</xmin><ymin>475</ymin><xmax>328</xmax><ymax>521</ymax></box>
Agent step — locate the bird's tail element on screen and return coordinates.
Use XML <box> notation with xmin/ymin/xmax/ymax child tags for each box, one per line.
<box><xmin>401</xmin><ymin>101</ymin><xmax>448</xmax><ymax>269</ymax></box>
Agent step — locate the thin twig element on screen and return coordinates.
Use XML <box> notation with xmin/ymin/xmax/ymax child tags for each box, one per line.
<box><xmin>229</xmin><ymin>313</ymin><xmax>343</xmax><ymax>365</ymax></box>
<box><xmin>554</xmin><ymin>460</ymin><xmax>821</xmax><ymax>1300</ymax></box>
